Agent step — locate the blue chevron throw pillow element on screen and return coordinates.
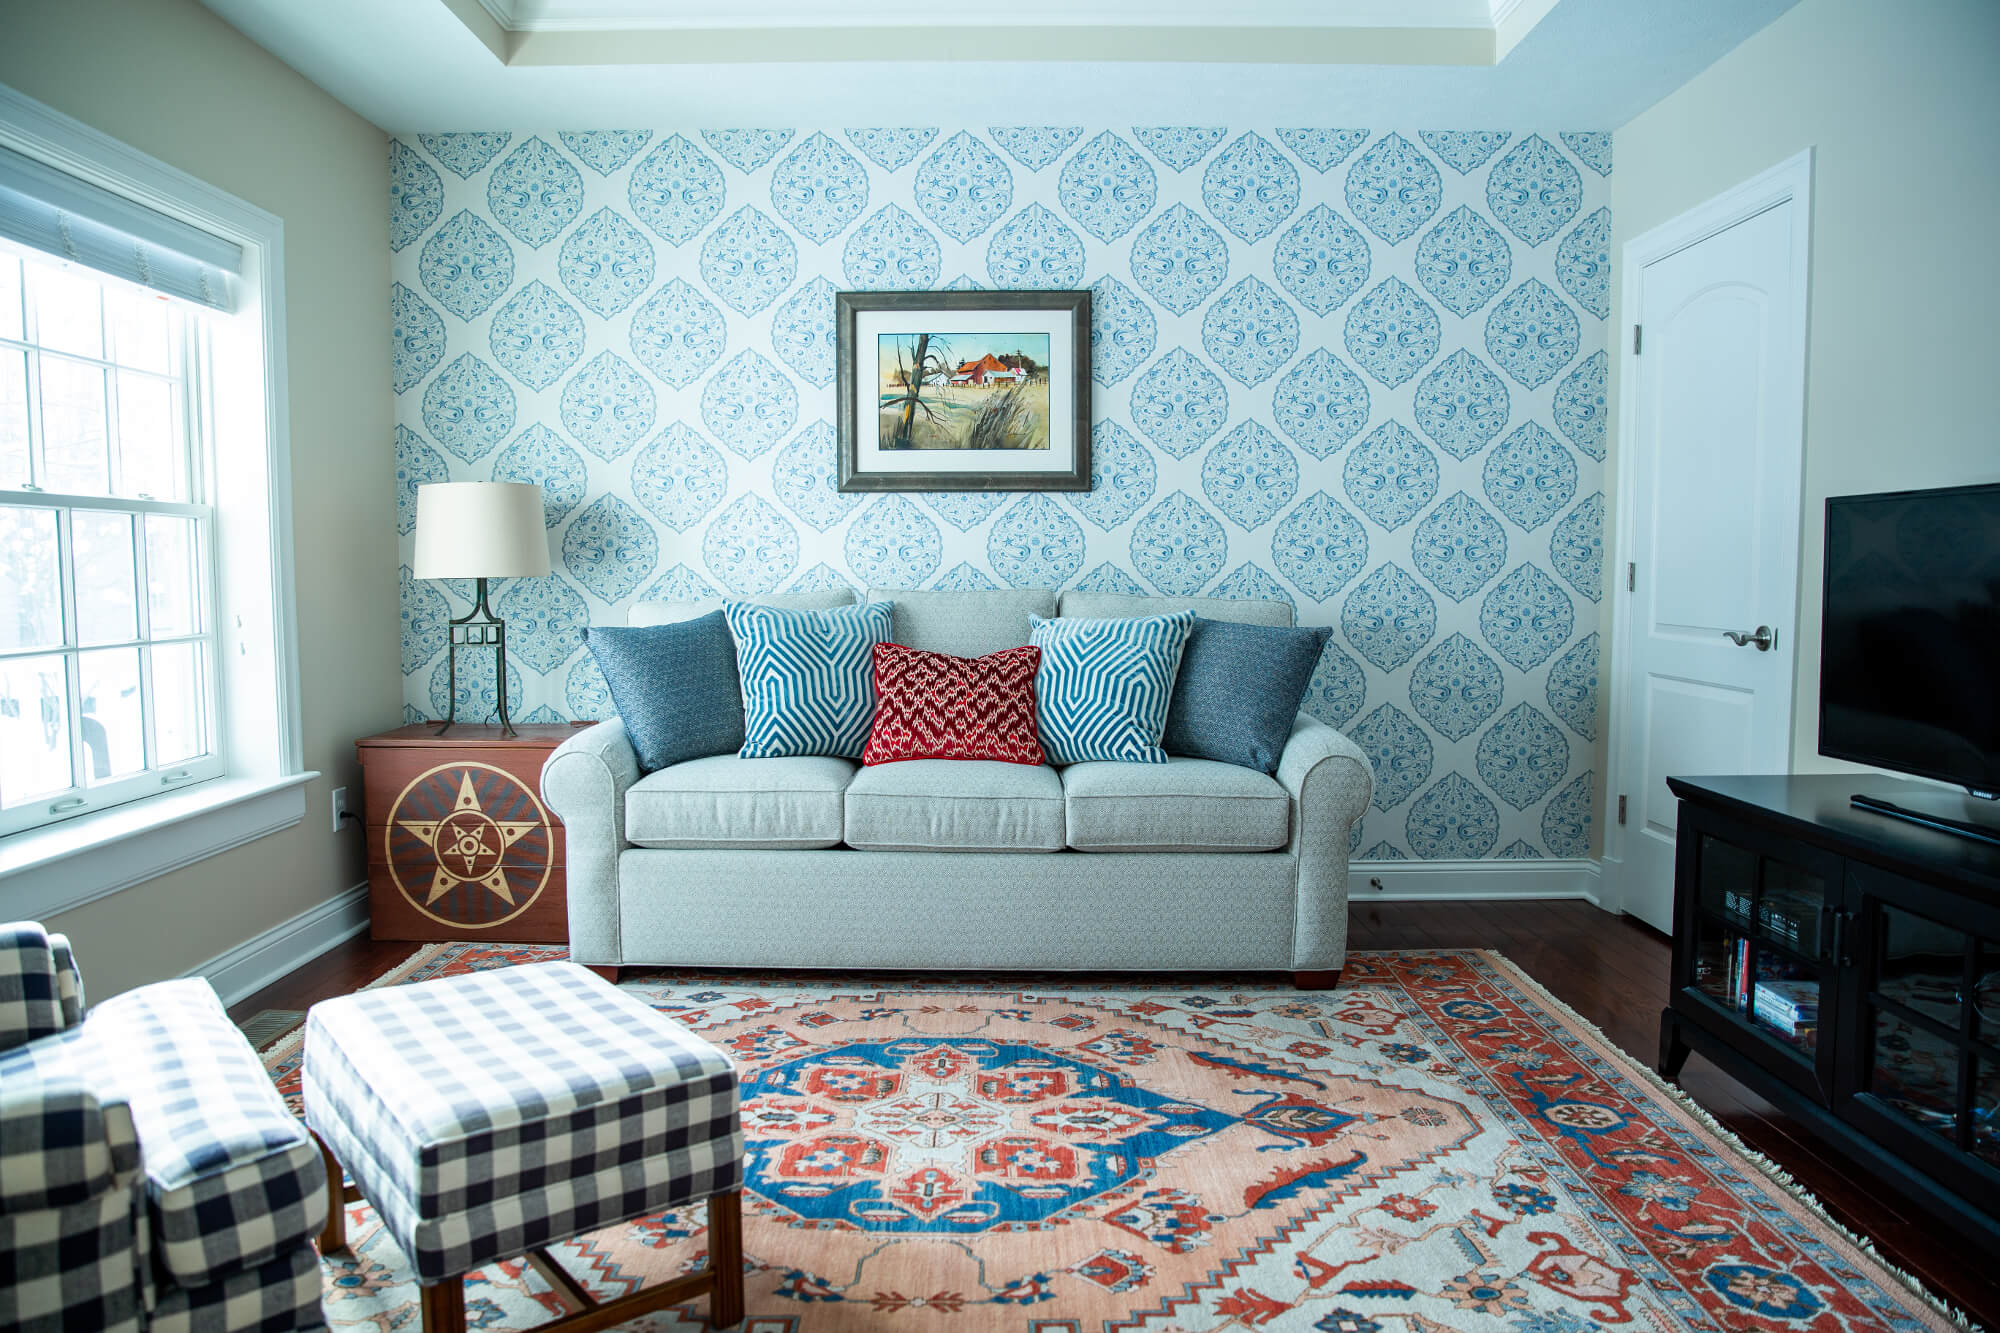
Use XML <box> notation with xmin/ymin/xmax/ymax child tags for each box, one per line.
<box><xmin>726</xmin><ymin>600</ymin><xmax>895</xmax><ymax>759</ymax></box>
<box><xmin>1029</xmin><ymin>611</ymin><xmax>1196</xmax><ymax>764</ymax></box>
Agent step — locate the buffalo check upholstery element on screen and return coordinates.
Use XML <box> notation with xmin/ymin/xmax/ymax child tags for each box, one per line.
<box><xmin>0</xmin><ymin>921</ymin><xmax>328</xmax><ymax>1333</ymax></box>
<box><xmin>302</xmin><ymin>961</ymin><xmax>742</xmax><ymax>1286</ymax></box>
<box><xmin>85</xmin><ymin>980</ymin><xmax>327</xmax><ymax>1290</ymax></box>
<box><xmin>0</xmin><ymin>1026</ymin><xmax>147</xmax><ymax>1333</ymax></box>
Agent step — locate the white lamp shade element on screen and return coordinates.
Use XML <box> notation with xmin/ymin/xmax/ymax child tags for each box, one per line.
<box><xmin>412</xmin><ymin>482</ymin><xmax>552</xmax><ymax>579</ymax></box>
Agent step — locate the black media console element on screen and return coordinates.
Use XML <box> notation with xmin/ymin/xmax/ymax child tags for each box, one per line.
<box><xmin>1660</xmin><ymin>773</ymin><xmax>2000</xmax><ymax>1247</ymax></box>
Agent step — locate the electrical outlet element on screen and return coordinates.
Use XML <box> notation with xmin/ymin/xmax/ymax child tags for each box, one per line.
<box><xmin>331</xmin><ymin>786</ymin><xmax>352</xmax><ymax>833</ymax></box>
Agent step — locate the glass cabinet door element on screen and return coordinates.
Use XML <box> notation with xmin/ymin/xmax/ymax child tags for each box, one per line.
<box><xmin>1842</xmin><ymin>866</ymin><xmax>2000</xmax><ymax>1215</ymax></box>
<box><xmin>1866</xmin><ymin>902</ymin><xmax>1969</xmax><ymax>1144</ymax></box>
<box><xmin>1679</xmin><ymin>815</ymin><xmax>1839</xmax><ymax>1101</ymax></box>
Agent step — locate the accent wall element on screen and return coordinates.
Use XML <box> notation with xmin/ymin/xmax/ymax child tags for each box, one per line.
<box><xmin>389</xmin><ymin>125</ymin><xmax>1610</xmax><ymax>861</ymax></box>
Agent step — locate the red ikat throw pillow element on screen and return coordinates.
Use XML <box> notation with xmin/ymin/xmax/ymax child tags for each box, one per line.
<box><xmin>863</xmin><ymin>642</ymin><xmax>1046</xmax><ymax>766</ymax></box>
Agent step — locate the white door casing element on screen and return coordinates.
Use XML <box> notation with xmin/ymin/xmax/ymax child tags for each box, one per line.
<box><xmin>1608</xmin><ymin>150</ymin><xmax>1813</xmax><ymax>933</ymax></box>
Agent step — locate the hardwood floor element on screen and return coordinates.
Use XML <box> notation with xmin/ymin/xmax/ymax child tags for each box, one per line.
<box><xmin>233</xmin><ymin>900</ymin><xmax>1997</xmax><ymax>1330</ymax></box>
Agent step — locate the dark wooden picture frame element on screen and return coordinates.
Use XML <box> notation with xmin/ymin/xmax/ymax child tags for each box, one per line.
<box><xmin>836</xmin><ymin>289</ymin><xmax>1092</xmax><ymax>493</ymax></box>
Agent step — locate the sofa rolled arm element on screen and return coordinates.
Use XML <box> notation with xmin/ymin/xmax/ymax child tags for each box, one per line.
<box><xmin>541</xmin><ymin>719</ymin><xmax>641</xmax><ymax>964</ymax></box>
<box><xmin>1274</xmin><ymin>713</ymin><xmax>1374</xmax><ymax>973</ymax></box>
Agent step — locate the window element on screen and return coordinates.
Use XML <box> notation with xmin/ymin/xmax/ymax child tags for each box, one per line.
<box><xmin>0</xmin><ymin>246</ymin><xmax>222</xmax><ymax>833</ymax></box>
<box><xmin>0</xmin><ymin>85</ymin><xmax>312</xmax><ymax>920</ymax></box>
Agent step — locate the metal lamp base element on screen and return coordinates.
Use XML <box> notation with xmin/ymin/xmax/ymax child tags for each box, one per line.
<box><xmin>435</xmin><ymin>577</ymin><xmax>516</xmax><ymax>738</ymax></box>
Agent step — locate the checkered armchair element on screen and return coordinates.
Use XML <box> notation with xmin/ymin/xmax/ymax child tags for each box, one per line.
<box><xmin>0</xmin><ymin>923</ymin><xmax>328</xmax><ymax>1332</ymax></box>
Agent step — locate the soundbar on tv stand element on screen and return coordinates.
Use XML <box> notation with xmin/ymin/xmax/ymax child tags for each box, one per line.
<box><xmin>1852</xmin><ymin>788</ymin><xmax>2000</xmax><ymax>849</ymax></box>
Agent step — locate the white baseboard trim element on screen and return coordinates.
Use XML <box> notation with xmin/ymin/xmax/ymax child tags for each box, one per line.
<box><xmin>1353</xmin><ymin>858</ymin><xmax>1606</xmax><ymax>905</ymax></box>
<box><xmin>187</xmin><ymin>882</ymin><xmax>369</xmax><ymax>1008</ymax></box>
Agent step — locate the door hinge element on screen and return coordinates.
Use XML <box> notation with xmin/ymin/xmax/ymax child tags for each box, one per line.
<box><xmin>1632</xmin><ymin>324</ymin><xmax>1643</xmax><ymax>354</ymax></box>
<box><xmin>1626</xmin><ymin>562</ymin><xmax>1635</xmax><ymax>592</ymax></box>
<box><xmin>1617</xmin><ymin>794</ymin><xmax>1628</xmax><ymax>825</ymax></box>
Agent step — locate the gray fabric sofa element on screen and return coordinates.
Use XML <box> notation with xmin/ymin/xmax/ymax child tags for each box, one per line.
<box><xmin>541</xmin><ymin>588</ymin><xmax>1372</xmax><ymax>988</ymax></box>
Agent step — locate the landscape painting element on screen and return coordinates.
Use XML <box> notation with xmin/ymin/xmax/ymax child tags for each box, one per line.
<box><xmin>837</xmin><ymin>289</ymin><xmax>1091</xmax><ymax>492</ymax></box>
<box><xmin>876</xmin><ymin>332</ymin><xmax>1050</xmax><ymax>452</ymax></box>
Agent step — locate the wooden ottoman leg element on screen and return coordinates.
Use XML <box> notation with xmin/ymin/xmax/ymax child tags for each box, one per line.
<box><xmin>420</xmin><ymin>1277</ymin><xmax>466</xmax><ymax>1332</ymax></box>
<box><xmin>708</xmin><ymin>1190</ymin><xmax>744</xmax><ymax>1329</ymax></box>
<box><xmin>314</xmin><ymin>1132</ymin><xmax>346</xmax><ymax>1253</ymax></box>
<box><xmin>1293</xmin><ymin>969</ymin><xmax>1342</xmax><ymax>990</ymax></box>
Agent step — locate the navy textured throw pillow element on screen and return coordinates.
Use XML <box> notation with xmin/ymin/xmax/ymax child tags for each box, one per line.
<box><xmin>1161</xmin><ymin>617</ymin><xmax>1334</xmax><ymax>774</ymax></box>
<box><xmin>585</xmin><ymin>611</ymin><xmax>745</xmax><ymax>773</ymax></box>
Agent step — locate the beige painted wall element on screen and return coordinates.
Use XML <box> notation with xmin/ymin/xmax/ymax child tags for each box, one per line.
<box><xmin>1610</xmin><ymin>0</ymin><xmax>2000</xmax><ymax>784</ymax></box>
<box><xmin>0</xmin><ymin>0</ymin><xmax>398</xmax><ymax>995</ymax></box>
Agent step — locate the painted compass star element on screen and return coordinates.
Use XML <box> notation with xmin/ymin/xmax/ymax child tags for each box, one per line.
<box><xmin>396</xmin><ymin>772</ymin><xmax>539</xmax><ymax>906</ymax></box>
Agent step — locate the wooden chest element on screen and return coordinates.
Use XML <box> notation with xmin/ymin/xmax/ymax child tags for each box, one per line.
<box><xmin>355</xmin><ymin>724</ymin><xmax>578</xmax><ymax>942</ymax></box>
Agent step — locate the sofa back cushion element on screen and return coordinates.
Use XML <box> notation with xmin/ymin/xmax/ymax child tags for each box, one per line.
<box><xmin>629</xmin><ymin>588</ymin><xmax>854</xmax><ymax>626</ymax></box>
<box><xmin>867</xmin><ymin>587</ymin><xmax>1055</xmax><ymax>657</ymax></box>
<box><xmin>1029</xmin><ymin>611</ymin><xmax>1195</xmax><ymax>765</ymax></box>
<box><xmin>1057</xmin><ymin>590</ymin><xmax>1293</xmax><ymax>628</ymax></box>
<box><xmin>585</xmin><ymin>611</ymin><xmax>745</xmax><ymax>772</ymax></box>
<box><xmin>726</xmin><ymin>600</ymin><xmax>894</xmax><ymax>759</ymax></box>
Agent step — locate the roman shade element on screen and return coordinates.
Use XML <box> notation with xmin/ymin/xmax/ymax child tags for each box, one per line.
<box><xmin>0</xmin><ymin>143</ymin><xmax>243</xmax><ymax>311</ymax></box>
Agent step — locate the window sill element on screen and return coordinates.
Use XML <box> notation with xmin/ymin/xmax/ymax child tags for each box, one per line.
<box><xmin>0</xmin><ymin>771</ymin><xmax>318</xmax><ymax>922</ymax></box>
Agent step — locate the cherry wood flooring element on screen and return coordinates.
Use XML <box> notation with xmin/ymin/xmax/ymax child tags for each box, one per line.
<box><xmin>233</xmin><ymin>900</ymin><xmax>1997</xmax><ymax>1330</ymax></box>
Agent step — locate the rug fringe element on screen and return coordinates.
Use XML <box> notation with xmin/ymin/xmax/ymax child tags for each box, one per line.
<box><xmin>1473</xmin><ymin>949</ymin><xmax>1983</xmax><ymax>1333</ymax></box>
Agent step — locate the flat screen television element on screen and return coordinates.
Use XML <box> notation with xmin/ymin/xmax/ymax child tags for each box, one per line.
<box><xmin>1820</xmin><ymin>480</ymin><xmax>2000</xmax><ymax>843</ymax></box>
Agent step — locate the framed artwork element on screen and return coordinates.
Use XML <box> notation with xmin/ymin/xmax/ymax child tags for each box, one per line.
<box><xmin>836</xmin><ymin>289</ymin><xmax>1091</xmax><ymax>492</ymax></box>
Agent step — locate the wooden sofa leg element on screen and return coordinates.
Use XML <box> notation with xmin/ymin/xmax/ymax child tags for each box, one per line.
<box><xmin>314</xmin><ymin>1133</ymin><xmax>346</xmax><ymax>1253</ymax></box>
<box><xmin>1292</xmin><ymin>969</ymin><xmax>1342</xmax><ymax>990</ymax></box>
<box><xmin>583</xmin><ymin>965</ymin><xmax>622</xmax><ymax>984</ymax></box>
<box><xmin>419</xmin><ymin>1277</ymin><xmax>466</xmax><ymax>1332</ymax></box>
<box><xmin>709</xmin><ymin>1189</ymin><xmax>745</xmax><ymax>1328</ymax></box>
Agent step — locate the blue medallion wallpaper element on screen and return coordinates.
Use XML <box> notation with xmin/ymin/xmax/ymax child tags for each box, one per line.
<box><xmin>388</xmin><ymin>126</ymin><xmax>1611</xmax><ymax>861</ymax></box>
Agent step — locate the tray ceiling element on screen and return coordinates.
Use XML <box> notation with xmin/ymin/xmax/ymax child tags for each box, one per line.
<box><xmin>197</xmin><ymin>0</ymin><xmax>1798</xmax><ymax>129</ymax></box>
<box><xmin>442</xmin><ymin>0</ymin><xmax>1557</xmax><ymax>65</ymax></box>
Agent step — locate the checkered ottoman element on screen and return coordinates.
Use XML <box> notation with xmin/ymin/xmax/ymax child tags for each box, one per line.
<box><xmin>301</xmin><ymin>962</ymin><xmax>743</xmax><ymax>1332</ymax></box>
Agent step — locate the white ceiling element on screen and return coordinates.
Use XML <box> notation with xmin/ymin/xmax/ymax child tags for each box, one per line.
<box><xmin>198</xmin><ymin>0</ymin><xmax>1798</xmax><ymax>131</ymax></box>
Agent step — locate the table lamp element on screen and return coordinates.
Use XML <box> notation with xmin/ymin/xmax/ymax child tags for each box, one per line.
<box><xmin>413</xmin><ymin>481</ymin><xmax>550</xmax><ymax>736</ymax></box>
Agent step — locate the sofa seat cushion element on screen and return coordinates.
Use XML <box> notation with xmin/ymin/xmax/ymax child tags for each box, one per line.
<box><xmin>1062</xmin><ymin>758</ymin><xmax>1291</xmax><ymax>852</ymax></box>
<box><xmin>844</xmin><ymin>760</ymin><xmax>1064</xmax><ymax>852</ymax></box>
<box><xmin>626</xmin><ymin>755</ymin><xmax>855</xmax><ymax>849</ymax></box>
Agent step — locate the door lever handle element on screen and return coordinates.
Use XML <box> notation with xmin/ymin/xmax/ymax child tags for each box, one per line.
<box><xmin>1723</xmin><ymin>625</ymin><xmax>1776</xmax><ymax>651</ymax></box>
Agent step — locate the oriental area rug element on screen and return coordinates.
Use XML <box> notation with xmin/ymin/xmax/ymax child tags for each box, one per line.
<box><xmin>262</xmin><ymin>945</ymin><xmax>1971</xmax><ymax>1332</ymax></box>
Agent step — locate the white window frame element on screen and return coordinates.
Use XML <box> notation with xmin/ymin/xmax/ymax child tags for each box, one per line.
<box><xmin>0</xmin><ymin>85</ymin><xmax>315</xmax><ymax>922</ymax></box>
<box><xmin>0</xmin><ymin>261</ymin><xmax>229</xmax><ymax>836</ymax></box>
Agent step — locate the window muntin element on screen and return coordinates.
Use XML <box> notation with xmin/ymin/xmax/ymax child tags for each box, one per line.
<box><xmin>0</xmin><ymin>243</ymin><xmax>220</xmax><ymax>834</ymax></box>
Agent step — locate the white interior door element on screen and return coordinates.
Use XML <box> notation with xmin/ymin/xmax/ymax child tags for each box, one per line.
<box><xmin>1616</xmin><ymin>170</ymin><xmax>1810</xmax><ymax>933</ymax></box>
